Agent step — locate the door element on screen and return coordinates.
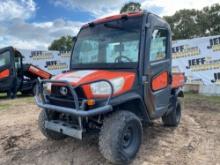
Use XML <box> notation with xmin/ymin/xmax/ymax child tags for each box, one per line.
<box><xmin>144</xmin><ymin>15</ymin><xmax>172</xmax><ymax>118</ymax></box>
<box><xmin>0</xmin><ymin>47</ymin><xmax>16</xmax><ymax>92</ymax></box>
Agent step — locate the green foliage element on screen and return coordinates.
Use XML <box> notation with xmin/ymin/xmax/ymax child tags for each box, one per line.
<box><xmin>48</xmin><ymin>35</ymin><xmax>74</xmax><ymax>51</ymax></box>
<box><xmin>119</xmin><ymin>2</ymin><xmax>219</xmax><ymax>40</ymax></box>
<box><xmin>202</xmin><ymin>4</ymin><xmax>220</xmax><ymax>36</ymax></box>
<box><xmin>184</xmin><ymin>92</ymin><xmax>220</xmax><ymax>105</ymax></box>
<box><xmin>164</xmin><ymin>3</ymin><xmax>220</xmax><ymax>40</ymax></box>
<box><xmin>49</xmin><ymin>3</ymin><xmax>220</xmax><ymax>49</ymax></box>
<box><xmin>120</xmin><ymin>2</ymin><xmax>141</xmax><ymax>14</ymax></box>
<box><xmin>164</xmin><ymin>9</ymin><xmax>202</xmax><ymax>40</ymax></box>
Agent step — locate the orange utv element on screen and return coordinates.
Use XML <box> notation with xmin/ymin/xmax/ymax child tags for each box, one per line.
<box><xmin>35</xmin><ymin>11</ymin><xmax>185</xmax><ymax>164</ymax></box>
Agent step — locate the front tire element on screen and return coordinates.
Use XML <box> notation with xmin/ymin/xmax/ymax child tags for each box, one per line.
<box><xmin>162</xmin><ymin>99</ymin><xmax>181</xmax><ymax>127</ymax></box>
<box><xmin>99</xmin><ymin>111</ymin><xmax>142</xmax><ymax>164</ymax></box>
<box><xmin>38</xmin><ymin>110</ymin><xmax>66</xmax><ymax>140</ymax></box>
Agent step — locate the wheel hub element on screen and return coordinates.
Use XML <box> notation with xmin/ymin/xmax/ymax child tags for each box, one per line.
<box><xmin>122</xmin><ymin>127</ymin><xmax>133</xmax><ymax>148</ymax></box>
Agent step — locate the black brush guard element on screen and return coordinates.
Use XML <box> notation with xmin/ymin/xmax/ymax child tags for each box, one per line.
<box><xmin>35</xmin><ymin>79</ymin><xmax>114</xmax><ymax>139</ymax></box>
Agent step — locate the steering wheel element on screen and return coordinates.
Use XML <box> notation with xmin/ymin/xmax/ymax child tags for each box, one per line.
<box><xmin>114</xmin><ymin>56</ymin><xmax>133</xmax><ymax>63</ymax></box>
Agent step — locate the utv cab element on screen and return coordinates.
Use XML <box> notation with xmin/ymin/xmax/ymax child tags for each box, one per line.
<box><xmin>0</xmin><ymin>47</ymin><xmax>52</xmax><ymax>97</ymax></box>
<box><xmin>35</xmin><ymin>11</ymin><xmax>185</xmax><ymax>164</ymax></box>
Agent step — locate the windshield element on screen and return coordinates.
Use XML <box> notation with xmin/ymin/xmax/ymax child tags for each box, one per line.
<box><xmin>71</xmin><ymin>16</ymin><xmax>142</xmax><ymax>69</ymax></box>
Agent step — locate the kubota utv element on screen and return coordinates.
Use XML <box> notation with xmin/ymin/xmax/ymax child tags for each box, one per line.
<box><xmin>35</xmin><ymin>11</ymin><xmax>185</xmax><ymax>164</ymax></box>
<box><xmin>0</xmin><ymin>47</ymin><xmax>52</xmax><ymax>97</ymax></box>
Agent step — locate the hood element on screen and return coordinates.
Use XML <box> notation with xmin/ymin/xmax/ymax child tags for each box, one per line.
<box><xmin>54</xmin><ymin>70</ymin><xmax>135</xmax><ymax>86</ymax></box>
<box><xmin>53</xmin><ymin>70</ymin><xmax>136</xmax><ymax>98</ymax></box>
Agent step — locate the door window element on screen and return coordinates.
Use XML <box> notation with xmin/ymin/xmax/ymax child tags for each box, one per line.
<box><xmin>149</xmin><ymin>29</ymin><xmax>168</xmax><ymax>62</ymax></box>
<box><xmin>0</xmin><ymin>51</ymin><xmax>10</xmax><ymax>67</ymax></box>
<box><xmin>15</xmin><ymin>55</ymin><xmax>22</xmax><ymax>69</ymax></box>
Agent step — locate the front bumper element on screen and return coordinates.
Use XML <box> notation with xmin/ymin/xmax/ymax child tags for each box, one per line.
<box><xmin>35</xmin><ymin>79</ymin><xmax>113</xmax><ymax>117</ymax></box>
<box><xmin>34</xmin><ymin>79</ymin><xmax>114</xmax><ymax>140</ymax></box>
<box><xmin>36</xmin><ymin>98</ymin><xmax>113</xmax><ymax>117</ymax></box>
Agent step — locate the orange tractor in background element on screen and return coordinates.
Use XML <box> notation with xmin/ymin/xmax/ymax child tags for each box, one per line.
<box><xmin>0</xmin><ymin>47</ymin><xmax>52</xmax><ymax>97</ymax></box>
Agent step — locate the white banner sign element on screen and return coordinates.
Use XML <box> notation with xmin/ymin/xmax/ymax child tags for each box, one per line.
<box><xmin>172</xmin><ymin>35</ymin><xmax>220</xmax><ymax>85</ymax></box>
<box><xmin>19</xmin><ymin>49</ymin><xmax>71</xmax><ymax>75</ymax></box>
<box><xmin>18</xmin><ymin>35</ymin><xmax>220</xmax><ymax>85</ymax></box>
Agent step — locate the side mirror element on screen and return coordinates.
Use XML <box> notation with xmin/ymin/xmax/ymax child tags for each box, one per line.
<box><xmin>72</xmin><ymin>36</ymin><xmax>77</xmax><ymax>42</ymax></box>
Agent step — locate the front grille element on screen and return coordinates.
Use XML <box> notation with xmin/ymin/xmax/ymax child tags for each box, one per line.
<box><xmin>51</xmin><ymin>85</ymin><xmax>72</xmax><ymax>98</ymax></box>
<box><xmin>48</xmin><ymin>85</ymin><xmax>85</xmax><ymax>108</ymax></box>
<box><xmin>47</xmin><ymin>96</ymin><xmax>76</xmax><ymax>108</ymax></box>
<box><xmin>51</xmin><ymin>85</ymin><xmax>85</xmax><ymax>98</ymax></box>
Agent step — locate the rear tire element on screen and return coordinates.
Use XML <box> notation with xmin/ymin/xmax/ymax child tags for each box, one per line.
<box><xmin>162</xmin><ymin>99</ymin><xmax>181</xmax><ymax>127</ymax></box>
<box><xmin>38</xmin><ymin>110</ymin><xmax>66</xmax><ymax>140</ymax></box>
<box><xmin>99</xmin><ymin>111</ymin><xmax>142</xmax><ymax>164</ymax></box>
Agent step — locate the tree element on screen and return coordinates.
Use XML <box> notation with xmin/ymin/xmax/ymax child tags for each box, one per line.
<box><xmin>163</xmin><ymin>3</ymin><xmax>220</xmax><ymax>40</ymax></box>
<box><xmin>48</xmin><ymin>35</ymin><xmax>74</xmax><ymax>51</ymax></box>
<box><xmin>201</xmin><ymin>3</ymin><xmax>220</xmax><ymax>36</ymax></box>
<box><xmin>164</xmin><ymin>9</ymin><xmax>202</xmax><ymax>40</ymax></box>
<box><xmin>120</xmin><ymin>2</ymin><xmax>142</xmax><ymax>14</ymax></box>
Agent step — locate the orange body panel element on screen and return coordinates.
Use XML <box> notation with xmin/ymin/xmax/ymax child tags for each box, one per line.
<box><xmin>94</xmin><ymin>12</ymin><xmax>143</xmax><ymax>24</ymax></box>
<box><xmin>83</xmin><ymin>12</ymin><xmax>143</xmax><ymax>27</ymax></box>
<box><xmin>28</xmin><ymin>65</ymin><xmax>51</xmax><ymax>79</ymax></box>
<box><xmin>54</xmin><ymin>70</ymin><xmax>136</xmax><ymax>99</ymax></box>
<box><xmin>172</xmin><ymin>73</ymin><xmax>185</xmax><ymax>89</ymax></box>
<box><xmin>53</xmin><ymin>70</ymin><xmax>184</xmax><ymax>99</ymax></box>
<box><xmin>0</xmin><ymin>69</ymin><xmax>10</xmax><ymax>79</ymax></box>
<box><xmin>152</xmin><ymin>71</ymin><xmax>169</xmax><ymax>91</ymax></box>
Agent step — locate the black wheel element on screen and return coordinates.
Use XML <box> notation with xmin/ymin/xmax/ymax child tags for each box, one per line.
<box><xmin>99</xmin><ymin>111</ymin><xmax>142</xmax><ymax>164</ymax></box>
<box><xmin>162</xmin><ymin>99</ymin><xmax>181</xmax><ymax>127</ymax></box>
<box><xmin>21</xmin><ymin>90</ymin><xmax>31</xmax><ymax>95</ymax></box>
<box><xmin>6</xmin><ymin>91</ymin><xmax>11</xmax><ymax>98</ymax></box>
<box><xmin>38</xmin><ymin>110</ymin><xmax>66</xmax><ymax>140</ymax></box>
<box><xmin>32</xmin><ymin>84</ymin><xmax>37</xmax><ymax>96</ymax></box>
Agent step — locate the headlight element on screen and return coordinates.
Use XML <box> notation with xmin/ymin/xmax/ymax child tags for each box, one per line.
<box><xmin>43</xmin><ymin>83</ymin><xmax>52</xmax><ymax>93</ymax></box>
<box><xmin>90</xmin><ymin>77</ymin><xmax>125</xmax><ymax>96</ymax></box>
<box><xmin>45</xmin><ymin>76</ymin><xmax>55</xmax><ymax>93</ymax></box>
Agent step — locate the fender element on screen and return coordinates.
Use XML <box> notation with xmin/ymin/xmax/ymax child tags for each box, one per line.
<box><xmin>109</xmin><ymin>91</ymin><xmax>151</xmax><ymax>123</ymax></box>
<box><xmin>174</xmin><ymin>88</ymin><xmax>184</xmax><ymax>97</ymax></box>
<box><xmin>165</xmin><ymin>88</ymin><xmax>183</xmax><ymax>115</ymax></box>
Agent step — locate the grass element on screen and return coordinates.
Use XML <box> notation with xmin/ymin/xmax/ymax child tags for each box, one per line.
<box><xmin>0</xmin><ymin>93</ymin><xmax>34</xmax><ymax>111</ymax></box>
<box><xmin>0</xmin><ymin>103</ymin><xmax>11</xmax><ymax>110</ymax></box>
<box><xmin>0</xmin><ymin>92</ymin><xmax>220</xmax><ymax>111</ymax></box>
<box><xmin>0</xmin><ymin>93</ymin><xmax>6</xmax><ymax>97</ymax></box>
<box><xmin>184</xmin><ymin>92</ymin><xmax>220</xmax><ymax>105</ymax></box>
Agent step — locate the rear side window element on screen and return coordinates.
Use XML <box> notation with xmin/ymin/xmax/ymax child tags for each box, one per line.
<box><xmin>149</xmin><ymin>29</ymin><xmax>168</xmax><ymax>62</ymax></box>
<box><xmin>0</xmin><ymin>51</ymin><xmax>10</xmax><ymax>67</ymax></box>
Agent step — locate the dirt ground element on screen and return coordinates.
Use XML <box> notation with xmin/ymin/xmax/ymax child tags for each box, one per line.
<box><xmin>0</xmin><ymin>93</ymin><xmax>219</xmax><ymax>165</ymax></box>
